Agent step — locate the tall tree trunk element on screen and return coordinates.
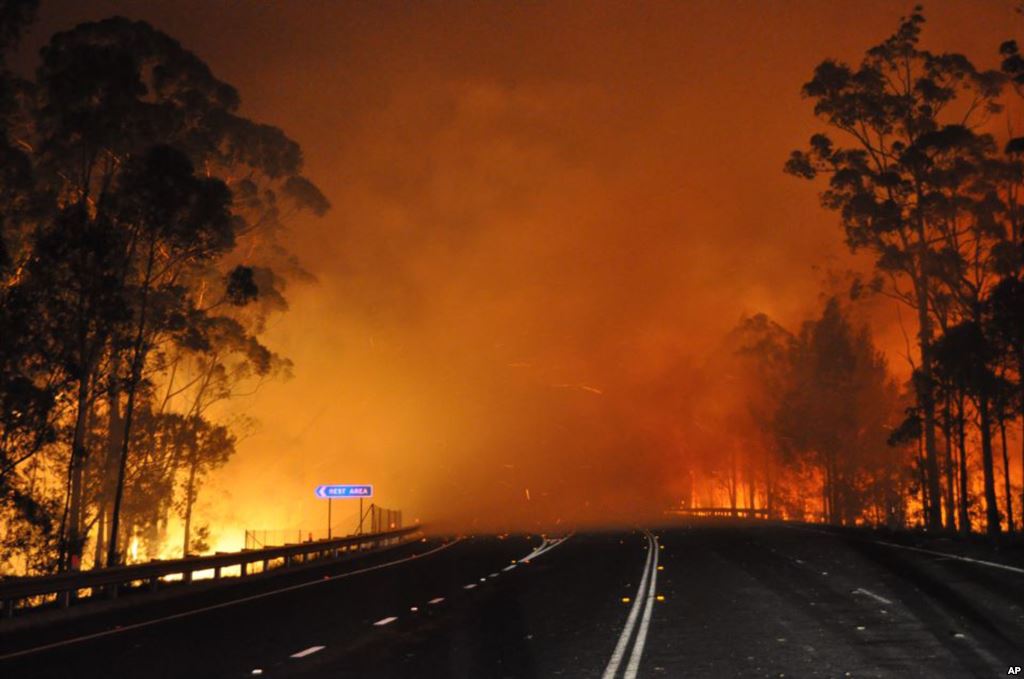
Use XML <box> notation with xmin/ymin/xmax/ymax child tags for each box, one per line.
<box><xmin>745</xmin><ymin>459</ymin><xmax>756</xmax><ymax>512</ymax></box>
<box><xmin>107</xmin><ymin>243</ymin><xmax>156</xmax><ymax>567</ymax></box>
<box><xmin>916</xmin><ymin>430</ymin><xmax>928</xmax><ymax>528</ymax></box>
<box><xmin>943</xmin><ymin>396</ymin><xmax>957</xmax><ymax>531</ymax></box>
<box><xmin>915</xmin><ymin>298</ymin><xmax>943</xmax><ymax>531</ymax></box>
<box><xmin>182</xmin><ymin>361</ymin><xmax>216</xmax><ymax>556</ymax></box>
<box><xmin>956</xmin><ymin>399</ymin><xmax>970</xmax><ymax>534</ymax></box>
<box><xmin>93</xmin><ymin>378</ymin><xmax>123</xmax><ymax>570</ymax></box>
<box><xmin>65</xmin><ymin>373</ymin><xmax>91</xmax><ymax>572</ymax></box>
<box><xmin>728</xmin><ymin>446</ymin><xmax>737</xmax><ymax>514</ymax></box>
<box><xmin>93</xmin><ymin>507</ymin><xmax>105</xmax><ymax>569</ymax></box>
<box><xmin>182</xmin><ymin>448</ymin><xmax>199</xmax><ymax>556</ymax></box>
<box><xmin>1000</xmin><ymin>418</ymin><xmax>1015</xmax><ymax>534</ymax></box>
<box><xmin>977</xmin><ymin>393</ymin><xmax>1001</xmax><ymax>536</ymax></box>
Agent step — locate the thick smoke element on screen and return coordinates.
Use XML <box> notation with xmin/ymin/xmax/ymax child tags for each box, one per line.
<box><xmin>21</xmin><ymin>0</ymin><xmax>1018</xmax><ymax>541</ymax></box>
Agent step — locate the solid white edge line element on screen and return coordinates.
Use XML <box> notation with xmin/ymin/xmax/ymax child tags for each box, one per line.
<box><xmin>601</xmin><ymin>532</ymin><xmax>654</xmax><ymax>679</ymax></box>
<box><xmin>876</xmin><ymin>539</ymin><xmax>1024</xmax><ymax>574</ymax></box>
<box><xmin>784</xmin><ymin>524</ymin><xmax>1024</xmax><ymax>575</ymax></box>
<box><xmin>852</xmin><ymin>587</ymin><xmax>893</xmax><ymax>605</ymax></box>
<box><xmin>0</xmin><ymin>537</ymin><xmax>462</xmax><ymax>662</ymax></box>
<box><xmin>372</xmin><ymin>616</ymin><xmax>398</xmax><ymax>626</ymax></box>
<box><xmin>290</xmin><ymin>645</ymin><xmax>325</xmax><ymax>658</ymax></box>
<box><xmin>623</xmin><ymin>532</ymin><xmax>659</xmax><ymax>679</ymax></box>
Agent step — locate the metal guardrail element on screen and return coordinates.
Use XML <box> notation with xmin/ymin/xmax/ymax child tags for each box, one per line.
<box><xmin>664</xmin><ymin>507</ymin><xmax>769</xmax><ymax>519</ymax></box>
<box><xmin>0</xmin><ymin>525</ymin><xmax>420</xmax><ymax>619</ymax></box>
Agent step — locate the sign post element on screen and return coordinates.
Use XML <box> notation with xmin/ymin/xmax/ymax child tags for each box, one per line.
<box><xmin>314</xmin><ymin>485</ymin><xmax>374</xmax><ymax>538</ymax></box>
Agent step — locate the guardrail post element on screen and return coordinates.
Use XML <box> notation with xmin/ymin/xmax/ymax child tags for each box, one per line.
<box><xmin>240</xmin><ymin>561</ymin><xmax>247</xmax><ymax>577</ymax></box>
<box><xmin>3</xmin><ymin>598</ymin><xmax>13</xmax><ymax>618</ymax></box>
<box><xmin>184</xmin><ymin>569</ymin><xmax>192</xmax><ymax>584</ymax></box>
<box><xmin>214</xmin><ymin>566</ymin><xmax>221</xmax><ymax>579</ymax></box>
<box><xmin>59</xmin><ymin>590</ymin><xmax>70</xmax><ymax>608</ymax></box>
<box><xmin>149</xmin><ymin>576</ymin><xmax>159</xmax><ymax>592</ymax></box>
<box><xmin>262</xmin><ymin>558</ymin><xmax>269</xmax><ymax>572</ymax></box>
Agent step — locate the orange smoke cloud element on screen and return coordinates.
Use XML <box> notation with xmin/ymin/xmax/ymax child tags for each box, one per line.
<box><xmin>19</xmin><ymin>0</ymin><xmax>1019</xmax><ymax>539</ymax></box>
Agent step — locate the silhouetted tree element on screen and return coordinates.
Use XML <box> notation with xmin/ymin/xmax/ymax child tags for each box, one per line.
<box><xmin>0</xmin><ymin>15</ymin><xmax>327</xmax><ymax>573</ymax></box>
<box><xmin>932</xmin><ymin>321</ymin><xmax>1004</xmax><ymax>534</ymax></box>
<box><xmin>786</xmin><ymin>7</ymin><xmax>1005</xmax><ymax>530</ymax></box>
<box><xmin>775</xmin><ymin>299</ymin><xmax>899</xmax><ymax>524</ymax></box>
<box><xmin>30</xmin><ymin>18</ymin><xmax>326</xmax><ymax>568</ymax></box>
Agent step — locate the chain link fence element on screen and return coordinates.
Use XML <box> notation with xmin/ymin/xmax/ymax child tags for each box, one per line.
<box><xmin>245</xmin><ymin>504</ymin><xmax>403</xmax><ymax>550</ymax></box>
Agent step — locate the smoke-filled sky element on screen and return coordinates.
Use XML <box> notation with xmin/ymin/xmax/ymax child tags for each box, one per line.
<box><xmin>18</xmin><ymin>1</ymin><xmax>1022</xmax><ymax>539</ymax></box>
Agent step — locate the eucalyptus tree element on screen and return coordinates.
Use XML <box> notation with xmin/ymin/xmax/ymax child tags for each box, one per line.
<box><xmin>103</xmin><ymin>145</ymin><xmax>237</xmax><ymax>567</ymax></box>
<box><xmin>0</xmin><ymin>0</ymin><xmax>50</xmax><ymax>535</ymax></box>
<box><xmin>887</xmin><ymin>405</ymin><xmax>925</xmax><ymax>524</ymax></box>
<box><xmin>775</xmin><ymin>299</ymin><xmax>897</xmax><ymax>525</ymax></box>
<box><xmin>162</xmin><ymin>294</ymin><xmax>289</xmax><ymax>557</ymax></box>
<box><xmin>991</xmin><ymin>375</ymin><xmax>1017</xmax><ymax>533</ymax></box>
<box><xmin>931</xmin><ymin>321</ymin><xmax>1004</xmax><ymax>533</ymax></box>
<box><xmin>786</xmin><ymin>8</ymin><xmax>1005</xmax><ymax>530</ymax></box>
<box><xmin>923</xmin><ymin>137</ymin><xmax>1009</xmax><ymax>535</ymax></box>
<box><xmin>993</xmin><ymin>39</ymin><xmax>1024</xmax><ymax>535</ymax></box>
<box><xmin>0</xmin><ymin>0</ymin><xmax>36</xmax><ymax>275</ymax></box>
<box><xmin>27</xmin><ymin>17</ymin><xmax>327</xmax><ymax>569</ymax></box>
<box><xmin>988</xmin><ymin>276</ymin><xmax>1024</xmax><ymax>532</ymax></box>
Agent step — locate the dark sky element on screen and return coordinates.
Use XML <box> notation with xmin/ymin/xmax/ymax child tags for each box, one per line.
<box><xmin>17</xmin><ymin>1</ymin><xmax>1021</xmax><ymax>542</ymax></box>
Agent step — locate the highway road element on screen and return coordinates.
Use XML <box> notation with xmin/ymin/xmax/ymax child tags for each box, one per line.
<box><xmin>1</xmin><ymin>523</ymin><xmax>1022</xmax><ymax>678</ymax></box>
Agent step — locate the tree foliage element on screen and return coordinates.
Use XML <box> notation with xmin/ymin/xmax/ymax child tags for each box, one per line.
<box><xmin>0</xmin><ymin>13</ymin><xmax>326</xmax><ymax>573</ymax></box>
<box><xmin>785</xmin><ymin>7</ymin><xmax>1024</xmax><ymax>536</ymax></box>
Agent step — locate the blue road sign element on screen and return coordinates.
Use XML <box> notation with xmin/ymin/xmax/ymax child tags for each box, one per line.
<box><xmin>315</xmin><ymin>484</ymin><xmax>373</xmax><ymax>499</ymax></box>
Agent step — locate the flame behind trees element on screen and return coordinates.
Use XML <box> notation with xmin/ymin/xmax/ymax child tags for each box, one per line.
<box><xmin>788</xmin><ymin>7</ymin><xmax>1024</xmax><ymax>535</ymax></box>
<box><xmin>0</xmin><ymin>10</ymin><xmax>325</xmax><ymax>573</ymax></box>
<box><xmin>687</xmin><ymin>8</ymin><xmax>1024</xmax><ymax>532</ymax></box>
<box><xmin>709</xmin><ymin>300</ymin><xmax>904</xmax><ymax>526</ymax></box>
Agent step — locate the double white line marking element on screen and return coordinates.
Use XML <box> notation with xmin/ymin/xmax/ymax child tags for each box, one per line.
<box><xmin>603</xmin><ymin>530</ymin><xmax>659</xmax><ymax>679</ymax></box>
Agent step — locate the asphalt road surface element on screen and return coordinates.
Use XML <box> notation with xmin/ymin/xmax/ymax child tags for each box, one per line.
<box><xmin>2</xmin><ymin>523</ymin><xmax>1023</xmax><ymax>678</ymax></box>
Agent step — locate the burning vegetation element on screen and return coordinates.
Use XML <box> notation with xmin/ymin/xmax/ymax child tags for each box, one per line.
<box><xmin>0</xmin><ymin>3</ymin><xmax>1023</xmax><ymax>577</ymax></box>
<box><xmin>0</xmin><ymin>6</ymin><xmax>327</xmax><ymax>574</ymax></box>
